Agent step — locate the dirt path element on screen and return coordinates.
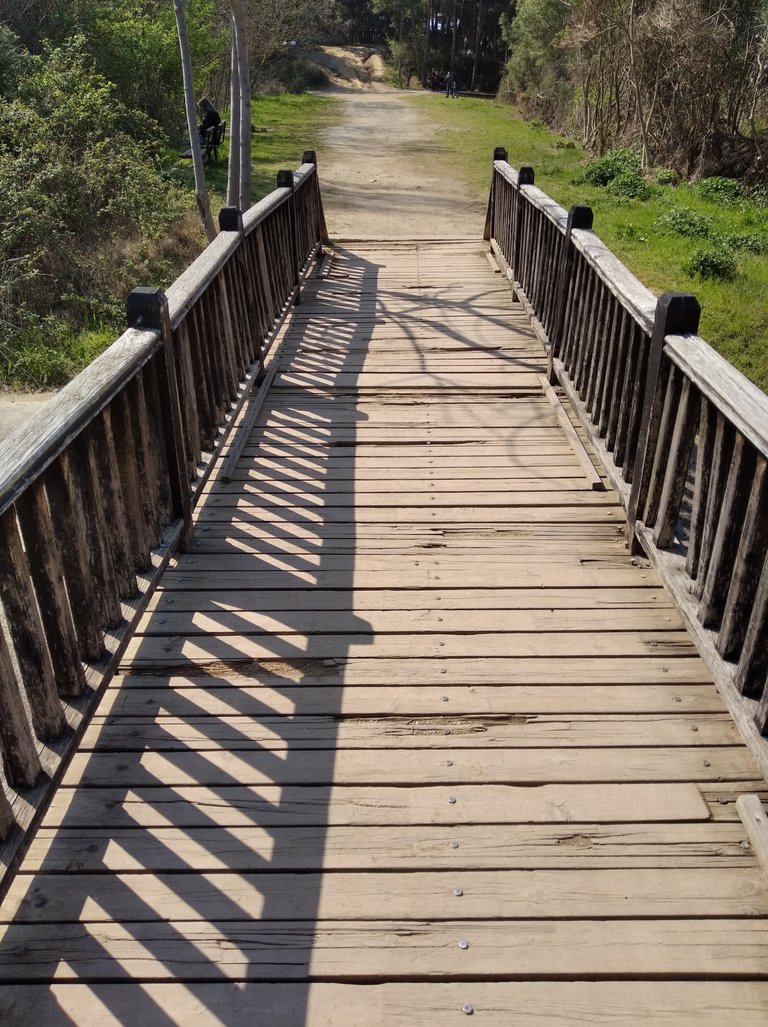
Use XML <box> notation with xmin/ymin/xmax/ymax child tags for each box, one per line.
<box><xmin>315</xmin><ymin>89</ymin><xmax>485</xmax><ymax>240</ymax></box>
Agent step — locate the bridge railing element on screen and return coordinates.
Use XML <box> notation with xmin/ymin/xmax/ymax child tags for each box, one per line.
<box><xmin>0</xmin><ymin>154</ymin><xmax>327</xmax><ymax>871</ymax></box>
<box><xmin>486</xmin><ymin>149</ymin><xmax>768</xmax><ymax>770</ymax></box>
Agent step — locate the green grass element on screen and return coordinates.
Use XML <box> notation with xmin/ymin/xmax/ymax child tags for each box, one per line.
<box><xmin>176</xmin><ymin>93</ymin><xmax>335</xmax><ymax>207</ymax></box>
<box><xmin>409</xmin><ymin>93</ymin><xmax>768</xmax><ymax>393</ymax></box>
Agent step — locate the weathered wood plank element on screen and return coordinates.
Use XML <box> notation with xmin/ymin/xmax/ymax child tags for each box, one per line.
<box><xmin>61</xmin><ymin>745</ymin><xmax>757</xmax><ymax>788</ymax></box>
<box><xmin>81</xmin><ymin>712</ymin><xmax>735</xmax><ymax>751</ymax></box>
<box><xmin>100</xmin><ymin>681</ymin><xmax>727</xmax><ymax>718</ymax></box>
<box><xmin>6</xmin><ymin>866</ymin><xmax>766</xmax><ymax>924</ymax></box>
<box><xmin>2</xmin><ymin>918</ymin><xmax>768</xmax><ymax>981</ymax></box>
<box><xmin>3</xmin><ymin>981</ymin><xmax>767</xmax><ymax>1027</ymax></box>
<box><xmin>22</xmin><ymin>821</ymin><xmax>752</xmax><ymax>872</ymax></box>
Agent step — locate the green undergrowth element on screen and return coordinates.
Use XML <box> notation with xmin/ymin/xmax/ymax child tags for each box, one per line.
<box><xmin>409</xmin><ymin>93</ymin><xmax>768</xmax><ymax>393</ymax></box>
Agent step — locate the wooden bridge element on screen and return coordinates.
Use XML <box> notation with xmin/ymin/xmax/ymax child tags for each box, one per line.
<box><xmin>1</xmin><ymin>152</ymin><xmax>768</xmax><ymax>1023</ymax></box>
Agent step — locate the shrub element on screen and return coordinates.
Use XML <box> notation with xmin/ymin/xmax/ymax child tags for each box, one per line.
<box><xmin>583</xmin><ymin>147</ymin><xmax>641</xmax><ymax>186</ymax></box>
<box><xmin>653</xmin><ymin>167</ymin><xmax>678</xmax><ymax>185</ymax></box>
<box><xmin>684</xmin><ymin>248</ymin><xmax>737</xmax><ymax>280</ymax></box>
<box><xmin>715</xmin><ymin>231</ymin><xmax>767</xmax><ymax>254</ymax></box>
<box><xmin>607</xmin><ymin>171</ymin><xmax>651</xmax><ymax>200</ymax></box>
<box><xmin>654</xmin><ymin>207</ymin><xmax>713</xmax><ymax>238</ymax></box>
<box><xmin>697</xmin><ymin>176</ymin><xmax>743</xmax><ymax>205</ymax></box>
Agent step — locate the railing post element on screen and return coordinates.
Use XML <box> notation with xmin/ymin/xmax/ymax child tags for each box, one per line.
<box><xmin>302</xmin><ymin>150</ymin><xmax>330</xmax><ymax>246</ymax></box>
<box><xmin>548</xmin><ymin>204</ymin><xmax>594</xmax><ymax>383</ymax></box>
<box><xmin>126</xmin><ymin>288</ymin><xmax>194</xmax><ymax>550</ymax></box>
<box><xmin>483</xmin><ymin>146</ymin><xmax>508</xmax><ymax>243</ymax></box>
<box><xmin>512</xmin><ymin>165</ymin><xmax>535</xmax><ymax>283</ymax></box>
<box><xmin>277</xmin><ymin>169</ymin><xmax>301</xmax><ymax>305</ymax></box>
<box><xmin>218</xmin><ymin>206</ymin><xmax>244</xmax><ymax>233</ymax></box>
<box><xmin>626</xmin><ymin>291</ymin><xmax>701</xmax><ymax>553</ymax></box>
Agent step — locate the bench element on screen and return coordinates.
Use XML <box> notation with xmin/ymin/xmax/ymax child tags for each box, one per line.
<box><xmin>180</xmin><ymin>120</ymin><xmax>226</xmax><ymax>163</ymax></box>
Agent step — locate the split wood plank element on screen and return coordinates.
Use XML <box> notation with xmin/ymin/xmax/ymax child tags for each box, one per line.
<box><xmin>20</xmin><ymin>822</ymin><xmax>753</xmax><ymax>872</ymax></box>
<box><xmin>38</xmin><ymin>782</ymin><xmax>712</xmax><ymax>831</ymax></box>
<box><xmin>3</xmin><ymin>918</ymin><xmax>768</xmax><ymax>981</ymax></box>
<box><xmin>81</xmin><ymin>712</ymin><xmax>736</xmax><ymax>752</ymax></box>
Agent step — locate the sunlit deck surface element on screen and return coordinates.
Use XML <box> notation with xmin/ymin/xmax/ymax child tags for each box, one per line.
<box><xmin>2</xmin><ymin>241</ymin><xmax>768</xmax><ymax>1024</ymax></box>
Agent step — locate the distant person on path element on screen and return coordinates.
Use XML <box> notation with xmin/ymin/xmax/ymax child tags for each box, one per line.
<box><xmin>198</xmin><ymin>97</ymin><xmax>221</xmax><ymax>142</ymax></box>
<box><xmin>450</xmin><ymin>73</ymin><xmax>459</xmax><ymax>98</ymax></box>
<box><xmin>444</xmin><ymin>71</ymin><xmax>452</xmax><ymax>97</ymax></box>
<box><xmin>431</xmin><ymin>70</ymin><xmax>438</xmax><ymax>92</ymax></box>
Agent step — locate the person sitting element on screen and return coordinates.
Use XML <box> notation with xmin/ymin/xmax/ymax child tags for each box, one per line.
<box><xmin>198</xmin><ymin>97</ymin><xmax>221</xmax><ymax>143</ymax></box>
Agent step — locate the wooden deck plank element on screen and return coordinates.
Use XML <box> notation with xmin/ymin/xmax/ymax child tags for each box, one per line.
<box><xmin>3</xmin><ymin>981</ymin><xmax>768</xmax><ymax>1027</ymax></box>
<box><xmin>6</xmin><ymin>867</ymin><xmax>767</xmax><ymax>924</ymax></box>
<box><xmin>61</xmin><ymin>746</ymin><xmax>758</xmax><ymax>788</ymax></box>
<box><xmin>21</xmin><ymin>823</ymin><xmax>755</xmax><ymax>871</ymax></box>
<box><xmin>2</xmin><ymin>919</ymin><xmax>768</xmax><ymax>981</ymax></box>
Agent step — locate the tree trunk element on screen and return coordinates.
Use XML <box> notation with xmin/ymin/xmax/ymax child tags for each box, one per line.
<box><xmin>229</xmin><ymin>0</ymin><xmax>251</xmax><ymax>211</ymax></box>
<box><xmin>173</xmin><ymin>0</ymin><xmax>216</xmax><ymax>242</ymax></box>
<box><xmin>471</xmin><ymin>0</ymin><xmax>484</xmax><ymax>92</ymax></box>
<box><xmin>226</xmin><ymin>13</ymin><xmax>241</xmax><ymax>208</ymax></box>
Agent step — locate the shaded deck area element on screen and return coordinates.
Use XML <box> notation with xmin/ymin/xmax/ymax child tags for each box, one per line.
<box><xmin>2</xmin><ymin>240</ymin><xmax>768</xmax><ymax>1023</ymax></box>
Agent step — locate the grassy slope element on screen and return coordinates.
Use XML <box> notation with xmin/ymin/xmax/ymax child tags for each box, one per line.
<box><xmin>178</xmin><ymin>94</ymin><xmax>335</xmax><ymax>205</ymax></box>
<box><xmin>409</xmin><ymin>93</ymin><xmax>768</xmax><ymax>393</ymax></box>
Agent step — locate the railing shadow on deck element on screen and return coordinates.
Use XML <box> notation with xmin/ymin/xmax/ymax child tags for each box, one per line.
<box><xmin>485</xmin><ymin>148</ymin><xmax>768</xmax><ymax>779</ymax></box>
<box><xmin>0</xmin><ymin>244</ymin><xmax>381</xmax><ymax>1023</ymax></box>
<box><xmin>0</xmin><ymin>153</ymin><xmax>328</xmax><ymax>890</ymax></box>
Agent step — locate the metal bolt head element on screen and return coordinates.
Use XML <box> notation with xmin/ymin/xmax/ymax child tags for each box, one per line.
<box><xmin>444</xmin><ymin>760</ymin><xmax>454</xmax><ymax>767</ymax></box>
<box><xmin>450</xmin><ymin>840</ymin><xmax>460</xmax><ymax>849</ymax></box>
<box><xmin>458</xmin><ymin>939</ymin><xmax>469</xmax><ymax>950</ymax></box>
<box><xmin>454</xmin><ymin>887</ymin><xmax>463</xmax><ymax>897</ymax></box>
<box><xmin>703</xmin><ymin>760</ymin><xmax>711</xmax><ymax>767</ymax></box>
<box><xmin>462</xmin><ymin>1005</ymin><xmax>474</xmax><ymax>1016</ymax></box>
<box><xmin>448</xmin><ymin>796</ymin><xmax>457</xmax><ymax>804</ymax></box>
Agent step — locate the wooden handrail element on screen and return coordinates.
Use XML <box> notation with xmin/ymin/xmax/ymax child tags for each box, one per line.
<box><xmin>0</xmin><ymin>156</ymin><xmax>328</xmax><ymax>886</ymax></box>
<box><xmin>487</xmin><ymin>151</ymin><xmax>768</xmax><ymax>778</ymax></box>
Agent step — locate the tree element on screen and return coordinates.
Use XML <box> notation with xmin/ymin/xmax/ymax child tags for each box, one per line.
<box><xmin>173</xmin><ymin>0</ymin><xmax>216</xmax><ymax>240</ymax></box>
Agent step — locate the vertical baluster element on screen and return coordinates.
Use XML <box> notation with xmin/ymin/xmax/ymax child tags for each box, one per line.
<box><xmin>613</xmin><ymin>324</ymin><xmax>643</xmax><ymax>469</ymax></box>
<box><xmin>0</xmin><ymin>619</ymin><xmax>41</xmax><ymax>790</ymax></box>
<box><xmin>92</xmin><ymin>410</ymin><xmax>140</xmax><ymax>597</ymax></box>
<box><xmin>694</xmin><ymin>413</ymin><xmax>735</xmax><ymax>599</ymax></box>
<box><xmin>72</xmin><ymin>432</ymin><xmax>123</xmax><ymax>628</ymax></box>
<box><xmin>142</xmin><ymin>358</ymin><xmax>174</xmax><ymax>532</ymax></box>
<box><xmin>604</xmin><ymin>311</ymin><xmax>631</xmax><ymax>448</ymax></box>
<box><xmin>686</xmin><ymin>399</ymin><xmax>718</xmax><ymax>579</ymax></box>
<box><xmin>111</xmin><ymin>391</ymin><xmax>153</xmax><ymax>573</ymax></box>
<box><xmin>15</xmin><ymin>482</ymin><xmax>86</xmax><ymax>697</ymax></box>
<box><xmin>699</xmin><ymin>434</ymin><xmax>757</xmax><ymax>628</ymax></box>
<box><xmin>44</xmin><ymin>454</ymin><xmax>106</xmax><ymax>660</ymax></box>
<box><xmin>642</xmin><ymin>362</ymin><xmax>682</xmax><ymax>529</ymax></box>
<box><xmin>573</xmin><ymin>271</ymin><xmax>597</xmax><ymax>393</ymax></box>
<box><xmin>174</xmin><ymin>319</ymin><xmax>202</xmax><ymax>475</ymax></box>
<box><xmin>652</xmin><ymin>378</ymin><xmax>701</xmax><ymax>547</ymax></box>
<box><xmin>592</xmin><ymin>297</ymin><xmax>619</xmax><ymax>426</ymax></box>
<box><xmin>561</xmin><ymin>256</ymin><xmax>586</xmax><ymax>371</ymax></box>
<box><xmin>0</xmin><ymin>509</ymin><xmax>66</xmax><ymax>738</ymax></box>
<box><xmin>585</xmin><ymin>287</ymin><xmax>612</xmax><ymax>413</ymax></box>
<box><xmin>738</xmin><ymin>557</ymin><xmax>768</xmax><ymax>702</ymax></box>
<box><xmin>718</xmin><ymin>456</ymin><xmax>768</xmax><ymax>658</ymax></box>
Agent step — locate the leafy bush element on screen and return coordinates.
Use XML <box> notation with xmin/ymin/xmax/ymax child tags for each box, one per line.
<box><xmin>697</xmin><ymin>176</ymin><xmax>743</xmax><ymax>205</ymax></box>
<box><xmin>584</xmin><ymin>147</ymin><xmax>641</xmax><ymax>186</ymax></box>
<box><xmin>654</xmin><ymin>207</ymin><xmax>713</xmax><ymax>238</ymax></box>
<box><xmin>653</xmin><ymin>167</ymin><xmax>678</xmax><ymax>185</ymax></box>
<box><xmin>607</xmin><ymin>171</ymin><xmax>651</xmax><ymax>200</ymax></box>
<box><xmin>684</xmin><ymin>248</ymin><xmax>737</xmax><ymax>280</ymax></box>
<box><xmin>0</xmin><ymin>35</ymin><xmax>194</xmax><ymax>386</ymax></box>
<box><xmin>715</xmin><ymin>231</ymin><xmax>767</xmax><ymax>254</ymax></box>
